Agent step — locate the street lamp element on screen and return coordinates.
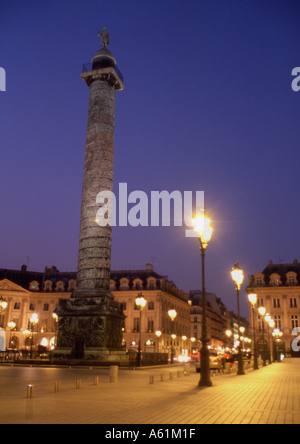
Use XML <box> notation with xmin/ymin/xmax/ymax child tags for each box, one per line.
<box><xmin>0</xmin><ymin>296</ymin><xmax>7</xmax><ymax>314</ymax></box>
<box><xmin>8</xmin><ymin>322</ymin><xmax>16</xmax><ymax>348</ymax></box>
<box><xmin>168</xmin><ymin>309</ymin><xmax>177</xmax><ymax>363</ymax></box>
<box><xmin>248</xmin><ymin>292</ymin><xmax>259</xmax><ymax>370</ymax></box>
<box><xmin>30</xmin><ymin>313</ymin><xmax>39</xmax><ymax>359</ymax></box>
<box><xmin>258</xmin><ymin>306</ymin><xmax>267</xmax><ymax>366</ymax></box>
<box><xmin>135</xmin><ymin>294</ymin><xmax>147</xmax><ymax>367</ymax></box>
<box><xmin>231</xmin><ymin>263</ymin><xmax>245</xmax><ymax>375</ymax></box>
<box><xmin>272</xmin><ymin>329</ymin><xmax>283</xmax><ymax>362</ymax></box>
<box><xmin>192</xmin><ymin>208</ymin><xmax>213</xmax><ymax>387</ymax></box>
<box><xmin>269</xmin><ymin>319</ymin><xmax>275</xmax><ymax>363</ymax></box>
<box><xmin>265</xmin><ymin>313</ymin><xmax>272</xmax><ymax>365</ymax></box>
<box><xmin>155</xmin><ymin>330</ymin><xmax>162</xmax><ymax>354</ymax></box>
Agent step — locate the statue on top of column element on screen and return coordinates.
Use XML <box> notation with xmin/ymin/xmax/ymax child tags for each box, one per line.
<box><xmin>98</xmin><ymin>27</ymin><xmax>110</xmax><ymax>49</ymax></box>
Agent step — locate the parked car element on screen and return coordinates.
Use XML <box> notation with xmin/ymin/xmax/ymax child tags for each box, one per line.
<box><xmin>194</xmin><ymin>351</ymin><xmax>223</xmax><ymax>373</ymax></box>
<box><xmin>5</xmin><ymin>349</ymin><xmax>22</xmax><ymax>360</ymax></box>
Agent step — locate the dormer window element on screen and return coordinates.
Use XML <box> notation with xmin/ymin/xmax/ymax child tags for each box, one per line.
<box><xmin>133</xmin><ymin>279</ymin><xmax>143</xmax><ymax>291</ymax></box>
<box><xmin>120</xmin><ymin>278</ymin><xmax>129</xmax><ymax>291</ymax></box>
<box><xmin>56</xmin><ymin>281</ymin><xmax>65</xmax><ymax>292</ymax></box>
<box><xmin>286</xmin><ymin>272</ymin><xmax>298</xmax><ymax>287</ymax></box>
<box><xmin>44</xmin><ymin>280</ymin><xmax>52</xmax><ymax>292</ymax></box>
<box><xmin>254</xmin><ymin>273</ymin><xmax>265</xmax><ymax>287</ymax></box>
<box><xmin>147</xmin><ymin>278</ymin><xmax>156</xmax><ymax>290</ymax></box>
<box><xmin>68</xmin><ymin>280</ymin><xmax>76</xmax><ymax>292</ymax></box>
<box><xmin>29</xmin><ymin>281</ymin><xmax>39</xmax><ymax>291</ymax></box>
<box><xmin>270</xmin><ymin>273</ymin><xmax>281</xmax><ymax>287</ymax></box>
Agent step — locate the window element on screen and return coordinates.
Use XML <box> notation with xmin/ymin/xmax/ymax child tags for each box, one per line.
<box><xmin>270</xmin><ymin>274</ymin><xmax>281</xmax><ymax>287</ymax></box>
<box><xmin>44</xmin><ymin>281</ymin><xmax>52</xmax><ymax>292</ymax></box>
<box><xmin>122</xmin><ymin>302</ymin><xmax>127</xmax><ymax>311</ymax></box>
<box><xmin>273</xmin><ymin>298</ymin><xmax>281</xmax><ymax>308</ymax></box>
<box><xmin>291</xmin><ymin>315</ymin><xmax>299</xmax><ymax>330</ymax></box>
<box><xmin>29</xmin><ymin>303</ymin><xmax>35</xmax><ymax>311</ymax></box>
<box><xmin>136</xmin><ymin>281</ymin><xmax>142</xmax><ymax>291</ymax></box>
<box><xmin>121</xmin><ymin>281</ymin><xmax>128</xmax><ymax>291</ymax></box>
<box><xmin>256</xmin><ymin>277</ymin><xmax>263</xmax><ymax>287</ymax></box>
<box><xmin>274</xmin><ymin>315</ymin><xmax>282</xmax><ymax>330</ymax></box>
<box><xmin>289</xmin><ymin>276</ymin><xmax>296</xmax><ymax>286</ymax></box>
<box><xmin>148</xmin><ymin>301</ymin><xmax>154</xmax><ymax>310</ymax></box>
<box><xmin>13</xmin><ymin>302</ymin><xmax>21</xmax><ymax>310</ymax></box>
<box><xmin>133</xmin><ymin>317</ymin><xmax>139</xmax><ymax>332</ymax></box>
<box><xmin>290</xmin><ymin>298</ymin><xmax>297</xmax><ymax>308</ymax></box>
<box><xmin>258</xmin><ymin>299</ymin><xmax>264</xmax><ymax>307</ymax></box>
<box><xmin>43</xmin><ymin>304</ymin><xmax>49</xmax><ymax>312</ymax></box>
<box><xmin>147</xmin><ymin>318</ymin><xmax>154</xmax><ymax>332</ymax></box>
<box><xmin>148</xmin><ymin>280</ymin><xmax>155</xmax><ymax>290</ymax></box>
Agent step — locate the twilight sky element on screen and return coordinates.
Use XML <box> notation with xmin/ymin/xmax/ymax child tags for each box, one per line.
<box><xmin>1</xmin><ymin>0</ymin><xmax>300</xmax><ymax>318</ymax></box>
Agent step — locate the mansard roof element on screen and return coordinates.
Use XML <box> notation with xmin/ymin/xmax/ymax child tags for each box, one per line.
<box><xmin>261</xmin><ymin>259</ymin><xmax>300</xmax><ymax>286</ymax></box>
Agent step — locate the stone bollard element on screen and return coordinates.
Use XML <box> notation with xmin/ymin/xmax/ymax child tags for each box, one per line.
<box><xmin>161</xmin><ymin>374</ymin><xmax>165</xmax><ymax>382</ymax></box>
<box><xmin>94</xmin><ymin>376</ymin><xmax>99</xmax><ymax>386</ymax></box>
<box><xmin>54</xmin><ymin>382</ymin><xmax>61</xmax><ymax>393</ymax></box>
<box><xmin>76</xmin><ymin>379</ymin><xmax>81</xmax><ymax>389</ymax></box>
<box><xmin>110</xmin><ymin>365</ymin><xmax>118</xmax><ymax>383</ymax></box>
<box><xmin>225</xmin><ymin>363</ymin><xmax>230</xmax><ymax>374</ymax></box>
<box><xmin>177</xmin><ymin>371</ymin><xmax>182</xmax><ymax>378</ymax></box>
<box><xmin>169</xmin><ymin>372</ymin><xmax>174</xmax><ymax>380</ymax></box>
<box><xmin>184</xmin><ymin>363</ymin><xmax>191</xmax><ymax>376</ymax></box>
<box><xmin>149</xmin><ymin>375</ymin><xmax>154</xmax><ymax>384</ymax></box>
<box><xmin>27</xmin><ymin>385</ymin><xmax>34</xmax><ymax>398</ymax></box>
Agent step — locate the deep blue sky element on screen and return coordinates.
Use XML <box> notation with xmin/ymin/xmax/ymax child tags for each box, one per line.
<box><xmin>1</xmin><ymin>0</ymin><xmax>300</xmax><ymax>318</ymax></box>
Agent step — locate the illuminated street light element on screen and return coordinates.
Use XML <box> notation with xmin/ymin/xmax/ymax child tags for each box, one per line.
<box><xmin>258</xmin><ymin>306</ymin><xmax>267</xmax><ymax>366</ymax></box>
<box><xmin>248</xmin><ymin>291</ymin><xmax>259</xmax><ymax>370</ymax></box>
<box><xmin>135</xmin><ymin>294</ymin><xmax>147</xmax><ymax>367</ymax></box>
<box><xmin>0</xmin><ymin>296</ymin><xmax>7</xmax><ymax>314</ymax></box>
<box><xmin>168</xmin><ymin>309</ymin><xmax>177</xmax><ymax>363</ymax></box>
<box><xmin>231</xmin><ymin>263</ymin><xmax>245</xmax><ymax>375</ymax></box>
<box><xmin>193</xmin><ymin>208</ymin><xmax>213</xmax><ymax>387</ymax></box>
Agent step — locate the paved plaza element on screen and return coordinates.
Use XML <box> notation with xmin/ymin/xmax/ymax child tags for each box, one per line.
<box><xmin>0</xmin><ymin>359</ymin><xmax>300</xmax><ymax>424</ymax></box>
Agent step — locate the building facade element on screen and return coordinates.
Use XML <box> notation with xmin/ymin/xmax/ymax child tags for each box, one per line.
<box><xmin>247</xmin><ymin>259</ymin><xmax>300</xmax><ymax>357</ymax></box>
<box><xmin>189</xmin><ymin>290</ymin><xmax>249</xmax><ymax>350</ymax></box>
<box><xmin>111</xmin><ymin>263</ymin><xmax>191</xmax><ymax>358</ymax></box>
<box><xmin>0</xmin><ymin>262</ymin><xmax>250</xmax><ymax>357</ymax></box>
<box><xmin>0</xmin><ymin>264</ymin><xmax>191</xmax><ymax>358</ymax></box>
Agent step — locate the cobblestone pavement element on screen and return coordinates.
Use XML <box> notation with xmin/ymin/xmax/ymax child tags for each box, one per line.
<box><xmin>0</xmin><ymin>359</ymin><xmax>299</xmax><ymax>424</ymax></box>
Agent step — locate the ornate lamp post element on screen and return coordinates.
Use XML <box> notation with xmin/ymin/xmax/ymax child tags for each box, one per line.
<box><xmin>30</xmin><ymin>313</ymin><xmax>39</xmax><ymax>359</ymax></box>
<box><xmin>53</xmin><ymin>313</ymin><xmax>58</xmax><ymax>350</ymax></box>
<box><xmin>155</xmin><ymin>330</ymin><xmax>162</xmax><ymax>354</ymax></box>
<box><xmin>168</xmin><ymin>309</ymin><xmax>177</xmax><ymax>363</ymax></box>
<box><xmin>231</xmin><ymin>263</ymin><xmax>245</xmax><ymax>375</ymax></box>
<box><xmin>268</xmin><ymin>319</ymin><xmax>275</xmax><ymax>363</ymax></box>
<box><xmin>192</xmin><ymin>208</ymin><xmax>213</xmax><ymax>387</ymax></box>
<box><xmin>8</xmin><ymin>322</ymin><xmax>16</xmax><ymax>348</ymax></box>
<box><xmin>248</xmin><ymin>292</ymin><xmax>259</xmax><ymax>370</ymax></box>
<box><xmin>265</xmin><ymin>313</ymin><xmax>272</xmax><ymax>365</ymax></box>
<box><xmin>135</xmin><ymin>294</ymin><xmax>147</xmax><ymax>367</ymax></box>
<box><xmin>226</xmin><ymin>330</ymin><xmax>232</xmax><ymax>349</ymax></box>
<box><xmin>273</xmin><ymin>329</ymin><xmax>283</xmax><ymax>362</ymax></box>
<box><xmin>258</xmin><ymin>306</ymin><xmax>267</xmax><ymax>366</ymax></box>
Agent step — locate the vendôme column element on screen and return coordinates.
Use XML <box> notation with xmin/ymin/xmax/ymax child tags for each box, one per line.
<box><xmin>54</xmin><ymin>28</ymin><xmax>127</xmax><ymax>362</ymax></box>
<box><xmin>75</xmin><ymin>27</ymin><xmax>123</xmax><ymax>298</ymax></box>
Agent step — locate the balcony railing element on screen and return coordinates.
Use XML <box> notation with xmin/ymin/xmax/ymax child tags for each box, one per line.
<box><xmin>82</xmin><ymin>63</ymin><xmax>124</xmax><ymax>84</ymax></box>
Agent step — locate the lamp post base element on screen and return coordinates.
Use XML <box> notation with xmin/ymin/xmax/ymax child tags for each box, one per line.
<box><xmin>198</xmin><ymin>346</ymin><xmax>213</xmax><ymax>387</ymax></box>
